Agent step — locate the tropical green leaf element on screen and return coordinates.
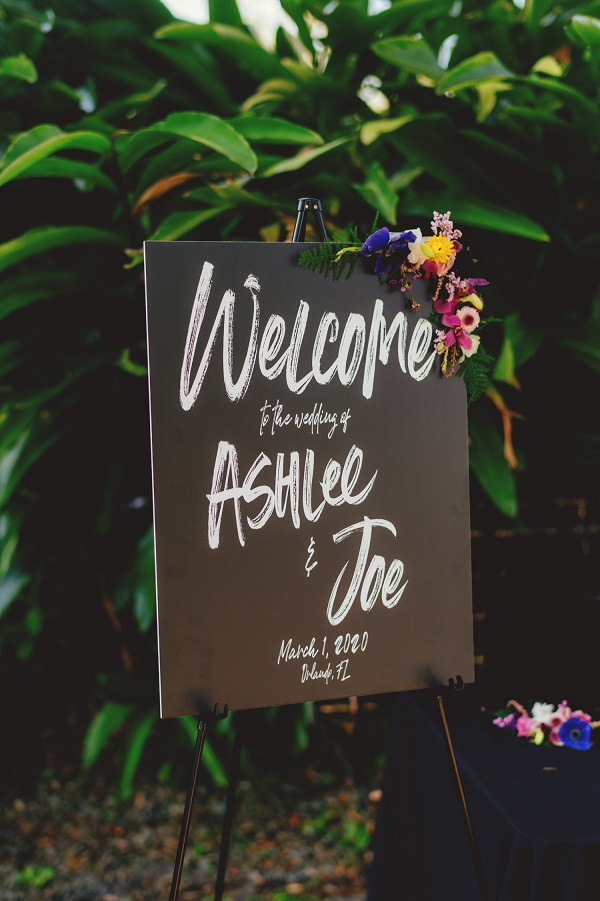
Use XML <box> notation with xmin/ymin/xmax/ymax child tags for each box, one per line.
<box><xmin>114</xmin><ymin>131</ymin><xmax>173</xmax><ymax>173</ymax></box>
<box><xmin>148</xmin><ymin>112</ymin><xmax>257</xmax><ymax>174</ymax></box>
<box><xmin>82</xmin><ymin>702</ymin><xmax>134</xmax><ymax>769</ymax></box>
<box><xmin>402</xmin><ymin>195</ymin><xmax>550</xmax><ymax>242</ymax></box>
<box><xmin>437</xmin><ymin>52</ymin><xmax>514</xmax><ymax>94</ymax></box>
<box><xmin>354</xmin><ymin>162</ymin><xmax>398</xmax><ymax>225</ymax></box>
<box><xmin>0</xmin><ymin>512</ymin><xmax>20</xmax><ymax>581</ymax></box>
<box><xmin>558</xmin><ymin>322</ymin><xmax>600</xmax><ymax>373</ymax></box>
<box><xmin>16</xmin><ymin>159</ymin><xmax>116</xmax><ymax>191</ymax></box>
<box><xmin>468</xmin><ymin>403</ymin><xmax>519</xmax><ymax>519</ymax></box>
<box><xmin>227</xmin><ymin>116</ymin><xmax>323</xmax><ymax>145</ymax></box>
<box><xmin>208</xmin><ymin>0</ymin><xmax>244</xmax><ymax>27</ymax></box>
<box><xmin>133</xmin><ymin>529</ymin><xmax>156</xmax><ymax>632</ymax></box>
<box><xmin>359</xmin><ymin>115</ymin><xmax>417</xmax><ymax>146</ymax></box>
<box><xmin>129</xmin><ymin>142</ymin><xmax>203</xmax><ymax>198</ymax></box>
<box><xmin>147</xmin><ymin>40</ymin><xmax>236</xmax><ymax>114</ymax></box>
<box><xmin>373</xmin><ymin>0</ymin><xmax>455</xmax><ymax>33</ymax></box>
<box><xmin>118</xmin><ymin>711</ymin><xmax>157</xmax><ymax>800</ymax></box>
<box><xmin>84</xmin><ymin>79</ymin><xmax>168</xmax><ymax>126</ymax></box>
<box><xmin>371</xmin><ymin>35</ymin><xmax>443</xmax><ymax>81</ymax></box>
<box><xmin>492</xmin><ymin>334</ymin><xmax>517</xmax><ymax>387</ymax></box>
<box><xmin>0</xmin><ymin>571</ymin><xmax>30</xmax><ymax>619</ymax></box>
<box><xmin>0</xmin><ymin>226</ymin><xmax>121</xmax><ymax>274</ymax></box>
<box><xmin>496</xmin><ymin>312</ymin><xmax>543</xmax><ymax>375</ymax></box>
<box><xmin>148</xmin><ymin>206</ymin><xmax>233</xmax><ymax>242</ymax></box>
<box><xmin>155</xmin><ymin>23</ymin><xmax>286</xmax><ymax>82</ymax></box>
<box><xmin>280</xmin><ymin>0</ymin><xmax>315</xmax><ymax>58</ymax></box>
<box><xmin>0</xmin><ymin>271</ymin><xmax>73</xmax><ymax>320</ymax></box>
<box><xmin>500</xmin><ymin>105</ymin><xmax>574</xmax><ymax>130</ymax></box>
<box><xmin>388</xmin><ymin>116</ymin><xmax>509</xmax><ymax>201</ymax></box>
<box><xmin>0</xmin><ymin>340</ymin><xmax>25</xmax><ymax>380</ymax></box>
<box><xmin>518</xmin><ymin>75</ymin><xmax>600</xmax><ymax>146</ymax></box>
<box><xmin>475</xmin><ymin>81</ymin><xmax>512</xmax><ymax>122</ymax></box>
<box><xmin>259</xmin><ymin>137</ymin><xmax>349</xmax><ymax>176</ymax></box>
<box><xmin>0</xmin><ymin>434</ymin><xmax>30</xmax><ymax>510</ymax></box>
<box><xmin>295</xmin><ymin>710</ymin><xmax>310</xmax><ymax>752</ymax></box>
<box><xmin>520</xmin><ymin>0</ymin><xmax>555</xmax><ymax>27</ymax></box>
<box><xmin>566</xmin><ymin>15</ymin><xmax>600</xmax><ymax>54</ymax></box>
<box><xmin>0</xmin><ymin>125</ymin><xmax>110</xmax><ymax>188</ymax></box>
<box><xmin>451</xmin><ymin>201</ymin><xmax>549</xmax><ymax>241</ymax></box>
<box><xmin>186</xmin><ymin>184</ymin><xmax>278</xmax><ymax>207</ymax></box>
<box><xmin>0</xmin><ymin>54</ymin><xmax>37</xmax><ymax>83</ymax></box>
<box><xmin>0</xmin><ymin>422</ymin><xmax>64</xmax><ymax>510</ymax></box>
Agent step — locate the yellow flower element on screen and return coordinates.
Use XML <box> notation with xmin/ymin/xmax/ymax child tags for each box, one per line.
<box><xmin>464</xmin><ymin>292</ymin><xmax>484</xmax><ymax>311</ymax></box>
<box><xmin>424</xmin><ymin>234</ymin><xmax>454</xmax><ymax>264</ymax></box>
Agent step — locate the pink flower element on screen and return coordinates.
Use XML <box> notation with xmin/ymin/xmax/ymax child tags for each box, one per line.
<box><xmin>493</xmin><ymin>713</ymin><xmax>516</xmax><ymax>728</ymax></box>
<box><xmin>433</xmin><ymin>296</ymin><xmax>459</xmax><ymax>315</ymax></box>
<box><xmin>515</xmin><ymin>714</ymin><xmax>538</xmax><ymax>738</ymax></box>
<box><xmin>441</xmin><ymin>314</ymin><xmax>473</xmax><ymax>351</ymax></box>
<box><xmin>421</xmin><ymin>258</ymin><xmax>439</xmax><ymax>279</ymax></box>
<box><xmin>431</xmin><ymin>210</ymin><xmax>462</xmax><ymax>241</ymax></box>
<box><xmin>433</xmin><ymin>329</ymin><xmax>447</xmax><ymax>353</ymax></box>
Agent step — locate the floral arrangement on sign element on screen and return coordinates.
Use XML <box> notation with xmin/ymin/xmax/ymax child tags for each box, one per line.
<box><xmin>492</xmin><ymin>699</ymin><xmax>600</xmax><ymax>750</ymax></box>
<box><xmin>298</xmin><ymin>211</ymin><xmax>497</xmax><ymax>404</ymax></box>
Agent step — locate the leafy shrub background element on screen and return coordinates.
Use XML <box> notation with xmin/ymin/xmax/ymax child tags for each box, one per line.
<box><xmin>1</xmin><ymin>0</ymin><xmax>598</xmax><ymax>793</ymax></box>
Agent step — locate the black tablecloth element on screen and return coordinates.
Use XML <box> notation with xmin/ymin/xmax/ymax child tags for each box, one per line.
<box><xmin>367</xmin><ymin>689</ymin><xmax>600</xmax><ymax>901</ymax></box>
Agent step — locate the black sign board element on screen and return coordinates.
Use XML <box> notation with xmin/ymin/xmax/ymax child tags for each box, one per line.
<box><xmin>144</xmin><ymin>241</ymin><xmax>474</xmax><ymax>718</ymax></box>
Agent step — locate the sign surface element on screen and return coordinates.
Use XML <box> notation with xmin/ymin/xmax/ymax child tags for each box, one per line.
<box><xmin>144</xmin><ymin>241</ymin><xmax>474</xmax><ymax>718</ymax></box>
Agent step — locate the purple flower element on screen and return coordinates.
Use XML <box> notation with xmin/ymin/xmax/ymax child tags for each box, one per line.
<box><xmin>390</xmin><ymin>230</ymin><xmax>417</xmax><ymax>252</ymax></box>
<box><xmin>361</xmin><ymin>228</ymin><xmax>417</xmax><ymax>276</ymax></box>
<box><xmin>361</xmin><ymin>227</ymin><xmax>391</xmax><ymax>255</ymax></box>
<box><xmin>558</xmin><ymin>717</ymin><xmax>593</xmax><ymax>750</ymax></box>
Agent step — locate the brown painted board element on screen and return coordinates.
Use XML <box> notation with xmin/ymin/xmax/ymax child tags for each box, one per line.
<box><xmin>144</xmin><ymin>241</ymin><xmax>474</xmax><ymax>718</ymax></box>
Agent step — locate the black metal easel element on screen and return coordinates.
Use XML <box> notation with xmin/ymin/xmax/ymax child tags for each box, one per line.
<box><xmin>438</xmin><ymin>678</ymin><xmax>491</xmax><ymax>901</ymax></box>
<box><xmin>168</xmin><ymin>703</ymin><xmax>229</xmax><ymax>901</ymax></box>
<box><xmin>167</xmin><ymin>199</ymin><xmax>330</xmax><ymax>901</ymax></box>
<box><xmin>291</xmin><ymin>197</ymin><xmax>328</xmax><ymax>243</ymax></box>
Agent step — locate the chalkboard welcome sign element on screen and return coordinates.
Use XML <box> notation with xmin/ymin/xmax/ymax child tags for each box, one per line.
<box><xmin>144</xmin><ymin>241</ymin><xmax>474</xmax><ymax>718</ymax></box>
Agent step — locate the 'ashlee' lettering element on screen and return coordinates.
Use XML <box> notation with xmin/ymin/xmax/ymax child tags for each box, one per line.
<box><xmin>179</xmin><ymin>262</ymin><xmax>436</xmax><ymax>410</ymax></box>
<box><xmin>207</xmin><ymin>441</ymin><xmax>377</xmax><ymax>549</ymax></box>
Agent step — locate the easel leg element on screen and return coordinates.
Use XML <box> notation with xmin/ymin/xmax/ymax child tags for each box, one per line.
<box><xmin>437</xmin><ymin>694</ymin><xmax>491</xmax><ymax>901</ymax></box>
<box><xmin>214</xmin><ymin>714</ymin><xmax>244</xmax><ymax>901</ymax></box>
<box><xmin>169</xmin><ymin>716</ymin><xmax>207</xmax><ymax>901</ymax></box>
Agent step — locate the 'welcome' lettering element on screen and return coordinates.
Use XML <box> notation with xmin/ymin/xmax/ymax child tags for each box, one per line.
<box><xmin>179</xmin><ymin>262</ymin><xmax>436</xmax><ymax>411</ymax></box>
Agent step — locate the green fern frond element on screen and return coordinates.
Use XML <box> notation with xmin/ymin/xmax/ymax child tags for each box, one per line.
<box><xmin>460</xmin><ymin>346</ymin><xmax>495</xmax><ymax>404</ymax></box>
<box><xmin>298</xmin><ymin>239</ymin><xmax>362</xmax><ymax>281</ymax></box>
<box><xmin>297</xmin><ymin>216</ymin><xmax>385</xmax><ymax>282</ymax></box>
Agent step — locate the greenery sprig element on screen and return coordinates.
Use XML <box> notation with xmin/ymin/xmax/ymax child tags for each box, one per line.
<box><xmin>297</xmin><ymin>221</ymin><xmax>370</xmax><ymax>282</ymax></box>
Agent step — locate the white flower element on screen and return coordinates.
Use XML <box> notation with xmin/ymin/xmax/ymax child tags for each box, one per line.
<box><xmin>407</xmin><ymin>228</ymin><xmax>428</xmax><ymax>266</ymax></box>
<box><xmin>460</xmin><ymin>334</ymin><xmax>480</xmax><ymax>360</ymax></box>
<box><xmin>531</xmin><ymin>702</ymin><xmax>555</xmax><ymax>725</ymax></box>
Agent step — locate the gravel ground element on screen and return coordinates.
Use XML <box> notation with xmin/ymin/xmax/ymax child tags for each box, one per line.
<box><xmin>0</xmin><ymin>756</ymin><xmax>382</xmax><ymax>901</ymax></box>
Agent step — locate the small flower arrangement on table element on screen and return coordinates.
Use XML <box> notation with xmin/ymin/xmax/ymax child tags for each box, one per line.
<box><xmin>298</xmin><ymin>210</ymin><xmax>497</xmax><ymax>404</ymax></box>
<box><xmin>492</xmin><ymin>699</ymin><xmax>600</xmax><ymax>750</ymax></box>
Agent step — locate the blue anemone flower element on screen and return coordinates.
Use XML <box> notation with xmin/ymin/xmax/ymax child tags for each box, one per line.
<box><xmin>558</xmin><ymin>717</ymin><xmax>593</xmax><ymax>750</ymax></box>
